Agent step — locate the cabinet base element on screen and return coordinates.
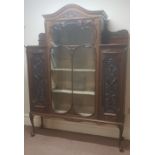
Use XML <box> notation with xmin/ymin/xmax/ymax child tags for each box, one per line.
<box><xmin>29</xmin><ymin>113</ymin><xmax>125</xmax><ymax>152</ymax></box>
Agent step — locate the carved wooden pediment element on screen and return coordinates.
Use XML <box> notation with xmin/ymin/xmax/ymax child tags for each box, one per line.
<box><xmin>43</xmin><ymin>4</ymin><xmax>108</xmax><ymax>20</ymax></box>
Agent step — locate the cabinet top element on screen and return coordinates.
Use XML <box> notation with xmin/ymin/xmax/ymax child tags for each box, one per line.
<box><xmin>43</xmin><ymin>4</ymin><xmax>108</xmax><ymax>21</ymax></box>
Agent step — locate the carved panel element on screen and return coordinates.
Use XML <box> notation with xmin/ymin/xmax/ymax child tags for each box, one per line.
<box><xmin>102</xmin><ymin>54</ymin><xmax>121</xmax><ymax>114</ymax></box>
<box><xmin>27</xmin><ymin>47</ymin><xmax>51</xmax><ymax>112</ymax></box>
<box><xmin>30</xmin><ymin>50</ymin><xmax>46</xmax><ymax>105</ymax></box>
<box><xmin>43</xmin><ymin>4</ymin><xmax>107</xmax><ymax>20</ymax></box>
<box><xmin>59</xmin><ymin>10</ymin><xmax>84</xmax><ymax>19</ymax></box>
<box><xmin>51</xmin><ymin>19</ymin><xmax>96</xmax><ymax>45</ymax></box>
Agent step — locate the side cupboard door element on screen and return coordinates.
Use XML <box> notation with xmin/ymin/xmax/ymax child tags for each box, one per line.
<box><xmin>99</xmin><ymin>45</ymin><xmax>127</xmax><ymax>122</ymax></box>
<box><xmin>26</xmin><ymin>46</ymin><xmax>52</xmax><ymax>113</ymax></box>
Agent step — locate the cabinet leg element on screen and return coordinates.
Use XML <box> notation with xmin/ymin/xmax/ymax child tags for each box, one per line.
<box><xmin>40</xmin><ymin>116</ymin><xmax>44</xmax><ymax>129</ymax></box>
<box><xmin>118</xmin><ymin>125</ymin><xmax>124</xmax><ymax>152</ymax></box>
<box><xmin>29</xmin><ymin>113</ymin><xmax>35</xmax><ymax>137</ymax></box>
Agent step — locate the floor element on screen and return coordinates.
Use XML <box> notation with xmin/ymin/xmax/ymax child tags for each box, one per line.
<box><xmin>24</xmin><ymin>126</ymin><xmax>130</xmax><ymax>155</ymax></box>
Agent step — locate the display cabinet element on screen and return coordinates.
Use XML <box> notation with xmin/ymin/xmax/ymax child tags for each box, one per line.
<box><xmin>26</xmin><ymin>4</ymin><xmax>129</xmax><ymax>151</ymax></box>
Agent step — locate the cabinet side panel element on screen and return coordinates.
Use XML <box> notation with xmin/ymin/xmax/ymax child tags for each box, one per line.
<box><xmin>99</xmin><ymin>46</ymin><xmax>127</xmax><ymax>122</ymax></box>
<box><xmin>26</xmin><ymin>46</ymin><xmax>51</xmax><ymax>113</ymax></box>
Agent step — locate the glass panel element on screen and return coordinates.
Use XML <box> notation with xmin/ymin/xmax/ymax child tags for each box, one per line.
<box><xmin>73</xmin><ymin>47</ymin><xmax>96</xmax><ymax>116</ymax></box>
<box><xmin>73</xmin><ymin>94</ymin><xmax>95</xmax><ymax>116</ymax></box>
<box><xmin>51</xmin><ymin>19</ymin><xmax>95</xmax><ymax>45</ymax></box>
<box><xmin>50</xmin><ymin>18</ymin><xmax>96</xmax><ymax>116</ymax></box>
<box><xmin>52</xmin><ymin>71</ymin><xmax>72</xmax><ymax>90</ymax></box>
<box><xmin>73</xmin><ymin>47</ymin><xmax>95</xmax><ymax>69</ymax></box>
<box><xmin>51</xmin><ymin>47</ymin><xmax>72</xmax><ymax>69</ymax></box>
<box><xmin>73</xmin><ymin>71</ymin><xmax>95</xmax><ymax>91</ymax></box>
<box><xmin>52</xmin><ymin>93</ymin><xmax>72</xmax><ymax>114</ymax></box>
<box><xmin>51</xmin><ymin>48</ymin><xmax>72</xmax><ymax>113</ymax></box>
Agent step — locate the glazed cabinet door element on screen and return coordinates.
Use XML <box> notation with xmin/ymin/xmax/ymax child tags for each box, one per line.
<box><xmin>99</xmin><ymin>46</ymin><xmax>127</xmax><ymax>122</ymax></box>
<box><xmin>49</xmin><ymin>18</ymin><xmax>98</xmax><ymax>117</ymax></box>
<box><xmin>26</xmin><ymin>46</ymin><xmax>51</xmax><ymax>113</ymax></box>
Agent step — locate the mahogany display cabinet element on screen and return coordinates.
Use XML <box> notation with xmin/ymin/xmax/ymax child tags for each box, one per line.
<box><xmin>26</xmin><ymin>4</ymin><xmax>129</xmax><ymax>152</ymax></box>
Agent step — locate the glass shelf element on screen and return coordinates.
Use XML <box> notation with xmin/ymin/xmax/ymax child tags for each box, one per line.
<box><xmin>78</xmin><ymin>113</ymin><xmax>92</xmax><ymax>117</ymax></box>
<box><xmin>51</xmin><ymin>68</ymin><xmax>96</xmax><ymax>72</ymax></box>
<box><xmin>52</xmin><ymin>89</ymin><xmax>95</xmax><ymax>95</ymax></box>
<box><xmin>51</xmin><ymin>69</ymin><xmax>95</xmax><ymax>91</ymax></box>
<box><xmin>54</xmin><ymin>110</ymin><xmax>68</xmax><ymax>114</ymax></box>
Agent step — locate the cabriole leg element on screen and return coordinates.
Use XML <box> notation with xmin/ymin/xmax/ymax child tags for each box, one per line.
<box><xmin>40</xmin><ymin>116</ymin><xmax>44</xmax><ymax>129</ymax></box>
<box><xmin>29</xmin><ymin>113</ymin><xmax>35</xmax><ymax>137</ymax></box>
<box><xmin>118</xmin><ymin>125</ymin><xmax>124</xmax><ymax>152</ymax></box>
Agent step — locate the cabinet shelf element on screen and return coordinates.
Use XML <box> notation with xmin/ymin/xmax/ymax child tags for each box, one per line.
<box><xmin>51</xmin><ymin>68</ymin><xmax>95</xmax><ymax>72</ymax></box>
<box><xmin>54</xmin><ymin>110</ymin><xmax>67</xmax><ymax>114</ymax></box>
<box><xmin>52</xmin><ymin>89</ymin><xmax>95</xmax><ymax>95</ymax></box>
<box><xmin>54</xmin><ymin>110</ymin><xmax>93</xmax><ymax>117</ymax></box>
<box><xmin>51</xmin><ymin>44</ymin><xmax>94</xmax><ymax>48</ymax></box>
<box><xmin>78</xmin><ymin>113</ymin><xmax>92</xmax><ymax>117</ymax></box>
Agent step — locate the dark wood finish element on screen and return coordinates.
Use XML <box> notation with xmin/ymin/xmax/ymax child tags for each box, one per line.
<box><xmin>99</xmin><ymin>45</ymin><xmax>127</xmax><ymax>122</ymax></box>
<box><xmin>118</xmin><ymin>124</ymin><xmax>124</xmax><ymax>152</ymax></box>
<box><xmin>38</xmin><ymin>33</ymin><xmax>46</xmax><ymax>47</ymax></box>
<box><xmin>101</xmin><ymin>20</ymin><xmax>129</xmax><ymax>45</ymax></box>
<box><xmin>29</xmin><ymin>112</ymin><xmax>35</xmax><ymax>136</ymax></box>
<box><xmin>43</xmin><ymin>4</ymin><xmax>108</xmax><ymax>20</ymax></box>
<box><xmin>108</xmin><ymin>30</ymin><xmax>129</xmax><ymax>44</ymax></box>
<box><xmin>40</xmin><ymin>116</ymin><xmax>44</xmax><ymax>128</ymax></box>
<box><xmin>26</xmin><ymin>46</ymin><xmax>52</xmax><ymax>113</ymax></box>
<box><xmin>31</xmin><ymin>112</ymin><xmax>123</xmax><ymax>125</ymax></box>
<box><xmin>26</xmin><ymin>4</ymin><xmax>129</xmax><ymax>151</ymax></box>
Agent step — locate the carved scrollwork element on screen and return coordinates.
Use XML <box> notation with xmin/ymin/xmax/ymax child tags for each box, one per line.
<box><xmin>51</xmin><ymin>19</ymin><xmax>95</xmax><ymax>45</ymax></box>
<box><xmin>103</xmin><ymin>55</ymin><xmax>120</xmax><ymax>114</ymax></box>
<box><xmin>59</xmin><ymin>10</ymin><xmax>83</xmax><ymax>18</ymax></box>
<box><xmin>30</xmin><ymin>49</ymin><xmax>46</xmax><ymax>106</ymax></box>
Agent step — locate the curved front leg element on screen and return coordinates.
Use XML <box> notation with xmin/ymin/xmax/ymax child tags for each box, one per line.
<box><xmin>118</xmin><ymin>125</ymin><xmax>124</xmax><ymax>152</ymax></box>
<box><xmin>40</xmin><ymin>116</ymin><xmax>44</xmax><ymax>129</ymax></box>
<box><xmin>29</xmin><ymin>113</ymin><xmax>35</xmax><ymax>136</ymax></box>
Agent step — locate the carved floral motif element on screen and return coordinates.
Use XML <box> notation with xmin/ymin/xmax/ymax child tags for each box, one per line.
<box><xmin>59</xmin><ymin>10</ymin><xmax>83</xmax><ymax>18</ymax></box>
<box><xmin>51</xmin><ymin>19</ymin><xmax>95</xmax><ymax>45</ymax></box>
<box><xmin>103</xmin><ymin>55</ymin><xmax>119</xmax><ymax>114</ymax></box>
<box><xmin>30</xmin><ymin>49</ymin><xmax>46</xmax><ymax>106</ymax></box>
